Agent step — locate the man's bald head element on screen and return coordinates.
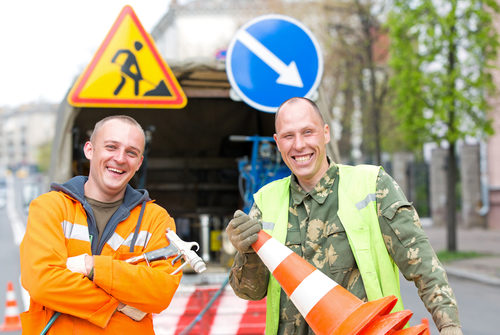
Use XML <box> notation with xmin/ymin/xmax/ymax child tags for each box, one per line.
<box><xmin>90</xmin><ymin>115</ymin><xmax>146</xmax><ymax>153</ymax></box>
<box><xmin>275</xmin><ymin>97</ymin><xmax>325</xmax><ymax>129</ymax></box>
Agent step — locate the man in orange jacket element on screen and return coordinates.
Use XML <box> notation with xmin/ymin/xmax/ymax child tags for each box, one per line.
<box><xmin>20</xmin><ymin>115</ymin><xmax>182</xmax><ymax>334</ymax></box>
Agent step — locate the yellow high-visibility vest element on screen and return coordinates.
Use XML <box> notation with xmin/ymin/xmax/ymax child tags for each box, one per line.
<box><xmin>254</xmin><ymin>164</ymin><xmax>403</xmax><ymax>335</ymax></box>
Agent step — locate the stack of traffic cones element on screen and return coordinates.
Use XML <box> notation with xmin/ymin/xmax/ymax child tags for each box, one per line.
<box><xmin>0</xmin><ymin>281</ymin><xmax>22</xmax><ymax>331</ymax></box>
<box><xmin>421</xmin><ymin>318</ymin><xmax>431</xmax><ymax>335</ymax></box>
<box><xmin>252</xmin><ymin>231</ymin><xmax>429</xmax><ymax>335</ymax></box>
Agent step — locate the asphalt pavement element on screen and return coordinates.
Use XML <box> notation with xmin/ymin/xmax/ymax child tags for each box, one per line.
<box><xmin>422</xmin><ymin>220</ymin><xmax>500</xmax><ymax>287</ymax></box>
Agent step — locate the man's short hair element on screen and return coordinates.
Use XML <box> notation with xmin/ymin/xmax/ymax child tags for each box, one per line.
<box><xmin>275</xmin><ymin>97</ymin><xmax>325</xmax><ymax>126</ymax></box>
<box><xmin>89</xmin><ymin>115</ymin><xmax>145</xmax><ymax>150</ymax></box>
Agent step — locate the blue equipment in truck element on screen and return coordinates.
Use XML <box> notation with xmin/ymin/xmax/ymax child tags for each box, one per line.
<box><xmin>230</xmin><ymin>135</ymin><xmax>290</xmax><ymax>213</ymax></box>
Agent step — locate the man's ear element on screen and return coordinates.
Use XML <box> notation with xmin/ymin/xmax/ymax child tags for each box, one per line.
<box><xmin>136</xmin><ymin>155</ymin><xmax>144</xmax><ymax>172</ymax></box>
<box><xmin>324</xmin><ymin>124</ymin><xmax>331</xmax><ymax>144</ymax></box>
<box><xmin>83</xmin><ymin>141</ymin><xmax>93</xmax><ymax>160</ymax></box>
<box><xmin>273</xmin><ymin>133</ymin><xmax>281</xmax><ymax>152</ymax></box>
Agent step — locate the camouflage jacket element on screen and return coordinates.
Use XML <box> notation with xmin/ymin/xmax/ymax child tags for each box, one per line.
<box><xmin>229</xmin><ymin>161</ymin><xmax>460</xmax><ymax>334</ymax></box>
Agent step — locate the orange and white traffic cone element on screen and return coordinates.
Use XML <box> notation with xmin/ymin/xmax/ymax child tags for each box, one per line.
<box><xmin>419</xmin><ymin>318</ymin><xmax>431</xmax><ymax>335</ymax></box>
<box><xmin>252</xmin><ymin>231</ymin><xmax>428</xmax><ymax>335</ymax></box>
<box><xmin>0</xmin><ymin>281</ymin><xmax>22</xmax><ymax>331</ymax></box>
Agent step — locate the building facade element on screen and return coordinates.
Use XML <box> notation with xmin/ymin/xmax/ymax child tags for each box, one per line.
<box><xmin>0</xmin><ymin>103</ymin><xmax>57</xmax><ymax>172</ymax></box>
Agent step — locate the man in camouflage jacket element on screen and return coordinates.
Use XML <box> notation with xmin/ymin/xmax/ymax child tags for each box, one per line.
<box><xmin>226</xmin><ymin>97</ymin><xmax>461</xmax><ymax>335</ymax></box>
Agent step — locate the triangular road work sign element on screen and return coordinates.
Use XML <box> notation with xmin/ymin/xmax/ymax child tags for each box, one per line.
<box><xmin>68</xmin><ymin>5</ymin><xmax>187</xmax><ymax>108</ymax></box>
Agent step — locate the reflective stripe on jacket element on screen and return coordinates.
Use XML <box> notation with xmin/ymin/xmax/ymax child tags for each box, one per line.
<box><xmin>254</xmin><ymin>164</ymin><xmax>403</xmax><ymax>335</ymax></box>
<box><xmin>20</xmin><ymin>177</ymin><xmax>181</xmax><ymax>334</ymax></box>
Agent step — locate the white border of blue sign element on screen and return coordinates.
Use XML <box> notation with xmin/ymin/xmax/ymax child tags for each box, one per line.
<box><xmin>226</xmin><ymin>14</ymin><xmax>324</xmax><ymax>113</ymax></box>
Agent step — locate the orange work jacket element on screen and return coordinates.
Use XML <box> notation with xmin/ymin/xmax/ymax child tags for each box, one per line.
<box><xmin>20</xmin><ymin>177</ymin><xmax>182</xmax><ymax>334</ymax></box>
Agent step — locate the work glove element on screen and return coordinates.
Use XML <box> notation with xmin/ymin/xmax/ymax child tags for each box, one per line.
<box><xmin>226</xmin><ymin>210</ymin><xmax>262</xmax><ymax>254</ymax></box>
<box><xmin>117</xmin><ymin>302</ymin><xmax>147</xmax><ymax>321</ymax></box>
<box><xmin>66</xmin><ymin>254</ymin><xmax>91</xmax><ymax>276</ymax></box>
<box><xmin>440</xmin><ymin>326</ymin><xmax>463</xmax><ymax>335</ymax></box>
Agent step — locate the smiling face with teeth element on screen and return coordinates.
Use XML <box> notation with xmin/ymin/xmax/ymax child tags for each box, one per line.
<box><xmin>274</xmin><ymin>98</ymin><xmax>330</xmax><ymax>192</ymax></box>
<box><xmin>83</xmin><ymin>117</ymin><xmax>145</xmax><ymax>202</ymax></box>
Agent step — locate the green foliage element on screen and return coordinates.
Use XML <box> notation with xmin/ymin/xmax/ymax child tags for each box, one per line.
<box><xmin>36</xmin><ymin>141</ymin><xmax>52</xmax><ymax>173</ymax></box>
<box><xmin>436</xmin><ymin>250</ymin><xmax>487</xmax><ymax>263</ymax></box>
<box><xmin>387</xmin><ymin>0</ymin><xmax>500</xmax><ymax>148</ymax></box>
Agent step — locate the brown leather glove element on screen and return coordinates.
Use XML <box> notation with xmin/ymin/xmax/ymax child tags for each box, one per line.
<box><xmin>226</xmin><ymin>210</ymin><xmax>262</xmax><ymax>254</ymax></box>
<box><xmin>117</xmin><ymin>302</ymin><xmax>147</xmax><ymax>321</ymax></box>
<box><xmin>440</xmin><ymin>326</ymin><xmax>463</xmax><ymax>335</ymax></box>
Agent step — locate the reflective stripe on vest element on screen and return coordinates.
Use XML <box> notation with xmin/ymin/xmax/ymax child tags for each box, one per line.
<box><xmin>61</xmin><ymin>220</ymin><xmax>152</xmax><ymax>251</ymax></box>
<box><xmin>254</xmin><ymin>165</ymin><xmax>404</xmax><ymax>334</ymax></box>
<box><xmin>61</xmin><ymin>221</ymin><xmax>90</xmax><ymax>242</ymax></box>
<box><xmin>107</xmin><ymin>230</ymin><xmax>152</xmax><ymax>251</ymax></box>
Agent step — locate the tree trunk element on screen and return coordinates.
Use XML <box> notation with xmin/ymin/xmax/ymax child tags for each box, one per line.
<box><xmin>355</xmin><ymin>0</ymin><xmax>382</xmax><ymax>165</ymax></box>
<box><xmin>446</xmin><ymin>142</ymin><xmax>457</xmax><ymax>251</ymax></box>
<box><xmin>446</xmin><ymin>14</ymin><xmax>458</xmax><ymax>251</ymax></box>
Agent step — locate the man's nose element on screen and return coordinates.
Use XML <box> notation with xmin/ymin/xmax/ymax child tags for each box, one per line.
<box><xmin>293</xmin><ymin>135</ymin><xmax>305</xmax><ymax>150</ymax></box>
<box><xmin>114</xmin><ymin>149</ymin><xmax>127</xmax><ymax>163</ymax></box>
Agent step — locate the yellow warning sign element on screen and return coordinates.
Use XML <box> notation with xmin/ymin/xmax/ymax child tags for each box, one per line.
<box><xmin>68</xmin><ymin>5</ymin><xmax>187</xmax><ymax>108</ymax></box>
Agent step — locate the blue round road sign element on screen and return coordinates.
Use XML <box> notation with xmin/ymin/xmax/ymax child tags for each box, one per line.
<box><xmin>226</xmin><ymin>14</ymin><xmax>323</xmax><ymax>113</ymax></box>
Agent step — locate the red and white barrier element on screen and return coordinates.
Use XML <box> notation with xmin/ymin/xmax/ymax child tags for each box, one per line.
<box><xmin>153</xmin><ymin>285</ymin><xmax>266</xmax><ymax>335</ymax></box>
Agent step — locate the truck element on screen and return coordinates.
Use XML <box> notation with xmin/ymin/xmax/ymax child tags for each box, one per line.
<box><xmin>49</xmin><ymin>61</ymin><xmax>283</xmax><ymax>265</ymax></box>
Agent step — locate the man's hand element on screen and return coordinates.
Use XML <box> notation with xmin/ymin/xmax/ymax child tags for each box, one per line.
<box><xmin>440</xmin><ymin>326</ymin><xmax>463</xmax><ymax>335</ymax></box>
<box><xmin>117</xmin><ymin>302</ymin><xmax>147</xmax><ymax>321</ymax></box>
<box><xmin>226</xmin><ymin>210</ymin><xmax>262</xmax><ymax>254</ymax></box>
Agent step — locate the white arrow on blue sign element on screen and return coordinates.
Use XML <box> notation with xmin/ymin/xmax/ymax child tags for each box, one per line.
<box><xmin>226</xmin><ymin>14</ymin><xmax>323</xmax><ymax>113</ymax></box>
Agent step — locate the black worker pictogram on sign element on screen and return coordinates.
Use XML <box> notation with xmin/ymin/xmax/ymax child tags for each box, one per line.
<box><xmin>68</xmin><ymin>5</ymin><xmax>187</xmax><ymax>109</ymax></box>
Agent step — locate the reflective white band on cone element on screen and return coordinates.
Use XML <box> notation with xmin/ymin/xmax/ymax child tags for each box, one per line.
<box><xmin>291</xmin><ymin>269</ymin><xmax>337</xmax><ymax>317</ymax></box>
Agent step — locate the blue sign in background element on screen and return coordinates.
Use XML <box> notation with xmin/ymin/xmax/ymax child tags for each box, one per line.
<box><xmin>227</xmin><ymin>15</ymin><xmax>323</xmax><ymax>113</ymax></box>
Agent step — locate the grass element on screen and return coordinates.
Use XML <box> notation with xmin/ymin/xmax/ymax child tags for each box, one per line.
<box><xmin>436</xmin><ymin>250</ymin><xmax>487</xmax><ymax>263</ymax></box>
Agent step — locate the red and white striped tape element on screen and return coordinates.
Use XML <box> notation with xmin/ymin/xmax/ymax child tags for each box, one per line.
<box><xmin>153</xmin><ymin>285</ymin><xmax>266</xmax><ymax>335</ymax></box>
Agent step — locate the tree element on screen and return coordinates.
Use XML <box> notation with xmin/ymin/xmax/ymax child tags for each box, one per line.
<box><xmin>388</xmin><ymin>0</ymin><xmax>499</xmax><ymax>251</ymax></box>
<box><xmin>36</xmin><ymin>140</ymin><xmax>52</xmax><ymax>173</ymax></box>
<box><xmin>354</xmin><ymin>0</ymin><xmax>390</xmax><ymax>165</ymax></box>
<box><xmin>327</xmin><ymin>0</ymin><xmax>398</xmax><ymax>164</ymax></box>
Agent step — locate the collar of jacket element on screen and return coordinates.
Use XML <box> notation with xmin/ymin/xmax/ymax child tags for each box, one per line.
<box><xmin>50</xmin><ymin>176</ymin><xmax>151</xmax><ymax>254</ymax></box>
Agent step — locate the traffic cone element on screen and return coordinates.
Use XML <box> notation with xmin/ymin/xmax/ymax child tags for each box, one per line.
<box><xmin>0</xmin><ymin>281</ymin><xmax>22</xmax><ymax>331</ymax></box>
<box><xmin>420</xmin><ymin>318</ymin><xmax>431</xmax><ymax>335</ymax></box>
<box><xmin>392</xmin><ymin>323</ymin><xmax>429</xmax><ymax>335</ymax></box>
<box><xmin>252</xmin><ymin>231</ymin><xmax>428</xmax><ymax>335</ymax></box>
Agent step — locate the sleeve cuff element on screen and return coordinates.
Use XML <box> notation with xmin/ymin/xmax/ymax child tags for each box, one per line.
<box><xmin>92</xmin><ymin>255</ymin><xmax>113</xmax><ymax>293</ymax></box>
<box><xmin>88</xmin><ymin>298</ymin><xmax>120</xmax><ymax>328</ymax></box>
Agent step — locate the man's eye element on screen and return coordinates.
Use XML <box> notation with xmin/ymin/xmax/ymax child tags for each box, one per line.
<box><xmin>127</xmin><ymin>151</ymin><xmax>138</xmax><ymax>157</ymax></box>
<box><xmin>106</xmin><ymin>145</ymin><xmax>117</xmax><ymax>150</ymax></box>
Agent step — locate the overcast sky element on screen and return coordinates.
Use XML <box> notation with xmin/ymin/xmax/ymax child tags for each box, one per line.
<box><xmin>0</xmin><ymin>1</ymin><xmax>171</xmax><ymax>107</ymax></box>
